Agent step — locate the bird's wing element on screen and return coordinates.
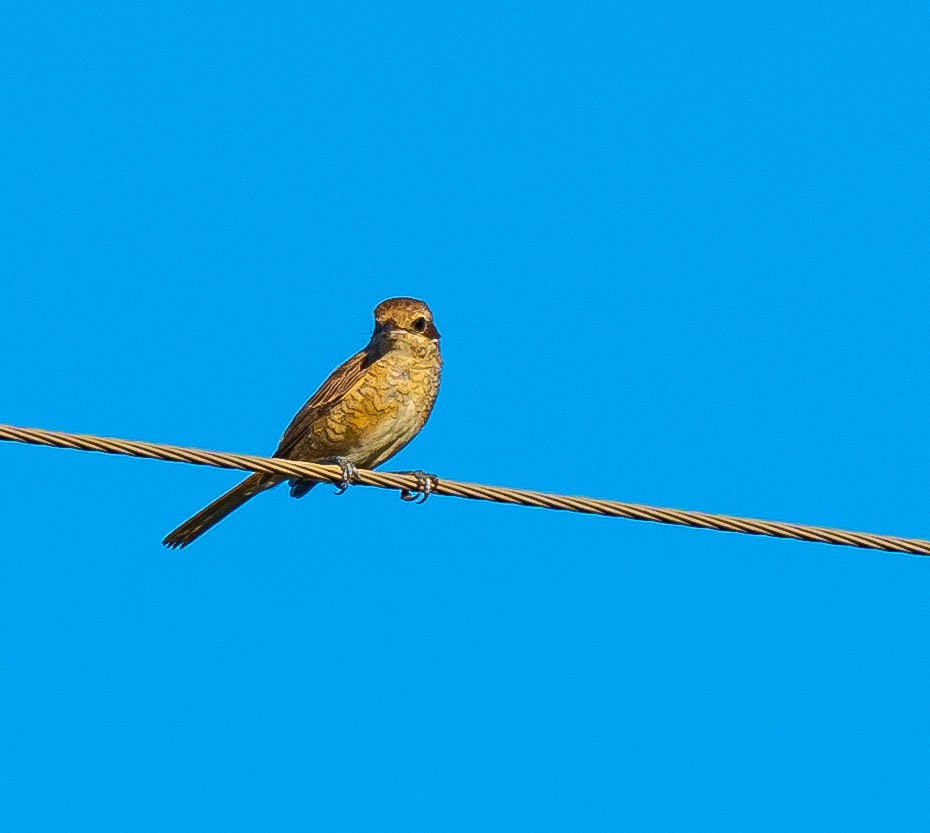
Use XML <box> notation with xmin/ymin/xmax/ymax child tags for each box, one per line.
<box><xmin>273</xmin><ymin>347</ymin><xmax>376</xmax><ymax>459</ymax></box>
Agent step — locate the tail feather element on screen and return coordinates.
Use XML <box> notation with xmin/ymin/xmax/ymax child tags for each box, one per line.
<box><xmin>162</xmin><ymin>473</ymin><xmax>280</xmax><ymax>549</ymax></box>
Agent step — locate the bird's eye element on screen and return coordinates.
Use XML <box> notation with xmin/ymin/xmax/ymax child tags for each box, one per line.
<box><xmin>412</xmin><ymin>317</ymin><xmax>427</xmax><ymax>332</ymax></box>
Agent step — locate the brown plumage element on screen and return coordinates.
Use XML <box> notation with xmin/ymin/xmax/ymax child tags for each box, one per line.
<box><xmin>162</xmin><ymin>297</ymin><xmax>442</xmax><ymax>548</ymax></box>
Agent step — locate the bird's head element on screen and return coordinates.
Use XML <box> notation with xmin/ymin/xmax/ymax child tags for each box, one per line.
<box><xmin>371</xmin><ymin>297</ymin><xmax>441</xmax><ymax>354</ymax></box>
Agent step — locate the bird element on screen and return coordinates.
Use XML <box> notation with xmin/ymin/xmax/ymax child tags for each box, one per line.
<box><xmin>162</xmin><ymin>297</ymin><xmax>442</xmax><ymax>548</ymax></box>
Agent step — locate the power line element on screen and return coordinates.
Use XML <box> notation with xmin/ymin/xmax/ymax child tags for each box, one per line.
<box><xmin>1</xmin><ymin>422</ymin><xmax>927</xmax><ymax>556</ymax></box>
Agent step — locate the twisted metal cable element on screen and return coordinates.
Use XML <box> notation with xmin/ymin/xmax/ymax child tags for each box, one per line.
<box><xmin>0</xmin><ymin>422</ymin><xmax>927</xmax><ymax>556</ymax></box>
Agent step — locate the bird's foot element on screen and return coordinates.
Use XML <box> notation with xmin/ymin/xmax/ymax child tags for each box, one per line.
<box><xmin>321</xmin><ymin>456</ymin><xmax>358</xmax><ymax>495</ymax></box>
<box><xmin>399</xmin><ymin>470</ymin><xmax>439</xmax><ymax>504</ymax></box>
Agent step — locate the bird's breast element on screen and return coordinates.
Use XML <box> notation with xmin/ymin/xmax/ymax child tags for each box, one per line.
<box><xmin>317</xmin><ymin>349</ymin><xmax>441</xmax><ymax>469</ymax></box>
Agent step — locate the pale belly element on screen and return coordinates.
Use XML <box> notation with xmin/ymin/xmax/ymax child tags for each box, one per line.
<box><xmin>343</xmin><ymin>393</ymin><xmax>425</xmax><ymax>468</ymax></box>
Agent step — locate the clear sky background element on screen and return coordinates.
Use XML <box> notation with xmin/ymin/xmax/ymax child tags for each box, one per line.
<box><xmin>1</xmin><ymin>2</ymin><xmax>928</xmax><ymax>830</ymax></box>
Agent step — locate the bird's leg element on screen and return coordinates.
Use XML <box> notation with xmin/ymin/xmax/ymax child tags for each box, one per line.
<box><xmin>319</xmin><ymin>456</ymin><xmax>359</xmax><ymax>495</ymax></box>
<box><xmin>398</xmin><ymin>470</ymin><xmax>439</xmax><ymax>504</ymax></box>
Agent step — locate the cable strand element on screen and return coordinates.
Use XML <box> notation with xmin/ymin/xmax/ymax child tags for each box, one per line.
<box><xmin>0</xmin><ymin>422</ymin><xmax>927</xmax><ymax>555</ymax></box>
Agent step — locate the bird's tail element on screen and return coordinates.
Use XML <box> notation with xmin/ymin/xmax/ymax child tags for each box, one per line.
<box><xmin>162</xmin><ymin>473</ymin><xmax>280</xmax><ymax>549</ymax></box>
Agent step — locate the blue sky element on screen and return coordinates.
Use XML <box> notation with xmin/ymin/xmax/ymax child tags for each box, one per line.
<box><xmin>1</xmin><ymin>2</ymin><xmax>928</xmax><ymax>830</ymax></box>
